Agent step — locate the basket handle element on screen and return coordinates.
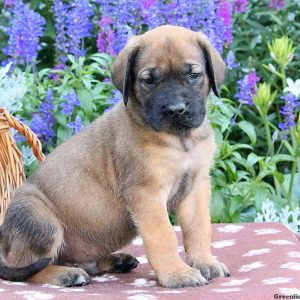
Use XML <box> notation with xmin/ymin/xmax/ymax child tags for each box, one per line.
<box><xmin>0</xmin><ymin>108</ymin><xmax>45</xmax><ymax>162</ymax></box>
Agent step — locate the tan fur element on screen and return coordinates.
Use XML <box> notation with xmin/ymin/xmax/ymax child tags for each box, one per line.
<box><xmin>28</xmin><ymin>265</ymin><xmax>89</xmax><ymax>286</ymax></box>
<box><xmin>0</xmin><ymin>25</ymin><xmax>229</xmax><ymax>288</ymax></box>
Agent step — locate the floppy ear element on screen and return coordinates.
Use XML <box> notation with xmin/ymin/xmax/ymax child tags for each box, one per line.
<box><xmin>197</xmin><ymin>33</ymin><xmax>226</xmax><ymax>97</ymax></box>
<box><xmin>111</xmin><ymin>37</ymin><xmax>140</xmax><ymax>105</ymax></box>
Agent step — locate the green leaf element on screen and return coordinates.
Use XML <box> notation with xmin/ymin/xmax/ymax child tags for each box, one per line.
<box><xmin>56</xmin><ymin>126</ymin><xmax>69</xmax><ymax>144</ymax></box>
<box><xmin>282</xmin><ymin>173</ymin><xmax>300</xmax><ymax>208</ymax></box>
<box><xmin>225</xmin><ymin>159</ymin><xmax>237</xmax><ymax>174</ymax></box>
<box><xmin>230</xmin><ymin>211</ymin><xmax>241</xmax><ymax>223</ymax></box>
<box><xmin>250</xmin><ymin>38</ymin><xmax>258</xmax><ymax>49</ymax></box>
<box><xmin>271</xmin><ymin>154</ymin><xmax>294</xmax><ymax>163</ymax></box>
<box><xmin>231</xmin><ymin>143</ymin><xmax>253</xmax><ymax>151</ymax></box>
<box><xmin>273</xmin><ymin>171</ymin><xmax>285</xmax><ymax>184</ymax></box>
<box><xmin>37</xmin><ymin>68</ymin><xmax>51</xmax><ymax>78</ymax></box>
<box><xmin>247</xmin><ymin>153</ymin><xmax>262</xmax><ymax>166</ymax></box>
<box><xmin>245</xmin><ymin>19</ymin><xmax>266</xmax><ymax>31</ymax></box>
<box><xmin>211</xmin><ymin>190</ymin><xmax>226</xmax><ymax>222</ymax></box>
<box><xmin>283</xmin><ymin>141</ymin><xmax>295</xmax><ymax>156</ymax></box>
<box><xmin>240</xmin><ymin>206</ymin><xmax>256</xmax><ymax>222</ymax></box>
<box><xmin>82</xmin><ymin>76</ymin><xmax>92</xmax><ymax>90</ymax></box>
<box><xmin>91</xmin><ymin>83</ymin><xmax>107</xmax><ymax>98</ymax></box>
<box><xmin>229</xmin><ymin>196</ymin><xmax>243</xmax><ymax>217</ymax></box>
<box><xmin>67</xmin><ymin>55</ymin><xmax>75</xmax><ymax>64</ymax></box>
<box><xmin>77</xmin><ymin>89</ymin><xmax>95</xmax><ymax>117</ymax></box>
<box><xmin>55</xmin><ymin>113</ymin><xmax>67</xmax><ymax>126</ymax></box>
<box><xmin>253</xmin><ymin>186</ymin><xmax>269</xmax><ymax>210</ymax></box>
<box><xmin>238</xmin><ymin>121</ymin><xmax>257</xmax><ymax>145</ymax></box>
<box><xmin>269</xmin><ymin>14</ymin><xmax>283</xmax><ymax>25</ymax></box>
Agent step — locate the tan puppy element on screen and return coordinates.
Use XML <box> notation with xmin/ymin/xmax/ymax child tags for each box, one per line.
<box><xmin>0</xmin><ymin>25</ymin><xmax>229</xmax><ymax>288</ymax></box>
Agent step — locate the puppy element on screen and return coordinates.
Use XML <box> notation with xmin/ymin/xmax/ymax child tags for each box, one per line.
<box><xmin>0</xmin><ymin>25</ymin><xmax>229</xmax><ymax>288</ymax></box>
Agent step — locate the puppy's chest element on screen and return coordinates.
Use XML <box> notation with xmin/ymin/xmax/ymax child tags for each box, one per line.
<box><xmin>167</xmin><ymin>171</ymin><xmax>193</xmax><ymax>212</ymax></box>
<box><xmin>149</xmin><ymin>138</ymin><xmax>213</xmax><ymax>210</ymax></box>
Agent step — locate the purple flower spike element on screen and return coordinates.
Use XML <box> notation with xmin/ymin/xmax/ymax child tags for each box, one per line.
<box><xmin>4</xmin><ymin>0</ymin><xmax>15</xmax><ymax>7</ymax></box>
<box><xmin>66</xmin><ymin>0</ymin><xmax>94</xmax><ymax>57</ymax></box>
<box><xmin>31</xmin><ymin>89</ymin><xmax>56</xmax><ymax>145</ymax></box>
<box><xmin>225</xmin><ymin>51</ymin><xmax>239</xmax><ymax>69</ymax></box>
<box><xmin>279</xmin><ymin>93</ymin><xmax>300</xmax><ymax>134</ymax></box>
<box><xmin>50</xmin><ymin>63</ymin><xmax>66</xmax><ymax>83</ymax></box>
<box><xmin>96</xmin><ymin>0</ymin><xmax>233</xmax><ymax>55</ymax></box>
<box><xmin>97</xmin><ymin>17</ymin><xmax>116</xmax><ymax>55</ymax></box>
<box><xmin>217</xmin><ymin>0</ymin><xmax>233</xmax><ymax>44</ymax></box>
<box><xmin>235</xmin><ymin>72</ymin><xmax>260</xmax><ymax>105</ymax></box>
<box><xmin>54</xmin><ymin>0</ymin><xmax>94</xmax><ymax>63</ymax></box>
<box><xmin>68</xmin><ymin>116</ymin><xmax>84</xmax><ymax>134</ymax></box>
<box><xmin>53</xmin><ymin>0</ymin><xmax>69</xmax><ymax>63</ymax></box>
<box><xmin>269</xmin><ymin>0</ymin><xmax>286</xmax><ymax>10</ymax></box>
<box><xmin>61</xmin><ymin>92</ymin><xmax>81</xmax><ymax>116</ymax></box>
<box><xmin>233</xmin><ymin>0</ymin><xmax>249</xmax><ymax>13</ymax></box>
<box><xmin>106</xmin><ymin>89</ymin><xmax>123</xmax><ymax>111</ymax></box>
<box><xmin>3</xmin><ymin>1</ymin><xmax>45</xmax><ymax>65</ymax></box>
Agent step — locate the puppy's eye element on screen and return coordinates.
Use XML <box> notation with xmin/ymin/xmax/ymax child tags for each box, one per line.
<box><xmin>187</xmin><ymin>73</ymin><xmax>201</xmax><ymax>80</ymax></box>
<box><xmin>141</xmin><ymin>76</ymin><xmax>156</xmax><ymax>85</ymax></box>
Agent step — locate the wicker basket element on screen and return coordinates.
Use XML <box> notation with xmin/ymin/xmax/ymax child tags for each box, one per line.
<box><xmin>0</xmin><ymin>108</ymin><xmax>45</xmax><ymax>224</ymax></box>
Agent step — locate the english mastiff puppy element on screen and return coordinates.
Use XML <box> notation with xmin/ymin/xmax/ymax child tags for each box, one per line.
<box><xmin>0</xmin><ymin>25</ymin><xmax>230</xmax><ymax>288</ymax></box>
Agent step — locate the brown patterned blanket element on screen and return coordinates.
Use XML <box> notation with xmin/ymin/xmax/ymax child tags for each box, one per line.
<box><xmin>0</xmin><ymin>222</ymin><xmax>299</xmax><ymax>300</ymax></box>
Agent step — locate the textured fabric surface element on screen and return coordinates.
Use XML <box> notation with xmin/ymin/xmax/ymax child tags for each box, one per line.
<box><xmin>0</xmin><ymin>222</ymin><xmax>300</xmax><ymax>299</ymax></box>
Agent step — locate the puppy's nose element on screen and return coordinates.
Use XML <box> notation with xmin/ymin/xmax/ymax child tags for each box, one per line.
<box><xmin>165</xmin><ymin>103</ymin><xmax>187</xmax><ymax>115</ymax></box>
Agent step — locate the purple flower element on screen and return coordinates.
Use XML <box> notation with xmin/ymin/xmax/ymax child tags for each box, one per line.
<box><xmin>4</xmin><ymin>0</ymin><xmax>15</xmax><ymax>7</ymax></box>
<box><xmin>279</xmin><ymin>93</ymin><xmax>300</xmax><ymax>133</ymax></box>
<box><xmin>141</xmin><ymin>0</ymin><xmax>156</xmax><ymax>9</ymax></box>
<box><xmin>141</xmin><ymin>0</ymin><xmax>165</xmax><ymax>30</ymax></box>
<box><xmin>53</xmin><ymin>0</ymin><xmax>69</xmax><ymax>63</ymax></box>
<box><xmin>53</xmin><ymin>0</ymin><xmax>94</xmax><ymax>63</ymax></box>
<box><xmin>50</xmin><ymin>63</ymin><xmax>66</xmax><ymax>83</ymax></box>
<box><xmin>235</xmin><ymin>72</ymin><xmax>260</xmax><ymax>105</ymax></box>
<box><xmin>269</xmin><ymin>0</ymin><xmax>286</xmax><ymax>10</ymax></box>
<box><xmin>31</xmin><ymin>89</ymin><xmax>56</xmax><ymax>145</ymax></box>
<box><xmin>217</xmin><ymin>0</ymin><xmax>233</xmax><ymax>45</ymax></box>
<box><xmin>31</xmin><ymin>114</ymin><xmax>56</xmax><ymax>144</ymax></box>
<box><xmin>68</xmin><ymin>116</ymin><xmax>84</xmax><ymax>134</ymax></box>
<box><xmin>97</xmin><ymin>0</ymin><xmax>232</xmax><ymax>55</ymax></box>
<box><xmin>247</xmin><ymin>72</ymin><xmax>260</xmax><ymax>86</ymax></box>
<box><xmin>106</xmin><ymin>89</ymin><xmax>122</xmax><ymax>111</ymax></box>
<box><xmin>97</xmin><ymin>17</ymin><xmax>116</xmax><ymax>55</ymax></box>
<box><xmin>233</xmin><ymin>0</ymin><xmax>249</xmax><ymax>13</ymax></box>
<box><xmin>66</xmin><ymin>0</ymin><xmax>94</xmax><ymax>57</ymax></box>
<box><xmin>3</xmin><ymin>1</ymin><xmax>45</xmax><ymax>65</ymax></box>
<box><xmin>225</xmin><ymin>51</ymin><xmax>239</xmax><ymax>69</ymax></box>
<box><xmin>196</xmin><ymin>0</ymin><xmax>232</xmax><ymax>53</ymax></box>
<box><xmin>61</xmin><ymin>92</ymin><xmax>81</xmax><ymax>116</ymax></box>
<box><xmin>41</xmin><ymin>89</ymin><xmax>55</xmax><ymax>114</ymax></box>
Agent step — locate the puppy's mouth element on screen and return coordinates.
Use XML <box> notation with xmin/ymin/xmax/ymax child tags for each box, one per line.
<box><xmin>145</xmin><ymin>110</ymin><xmax>206</xmax><ymax>135</ymax></box>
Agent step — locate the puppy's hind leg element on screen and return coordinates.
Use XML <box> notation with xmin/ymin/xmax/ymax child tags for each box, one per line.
<box><xmin>0</xmin><ymin>183</ymin><xmax>90</xmax><ymax>286</ymax></box>
<box><xmin>28</xmin><ymin>265</ymin><xmax>90</xmax><ymax>287</ymax></box>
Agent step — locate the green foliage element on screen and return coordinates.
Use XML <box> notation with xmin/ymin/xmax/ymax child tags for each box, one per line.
<box><xmin>210</xmin><ymin>0</ymin><xmax>300</xmax><ymax>223</ymax></box>
<box><xmin>19</xmin><ymin>53</ymin><xmax>114</xmax><ymax>174</ymax></box>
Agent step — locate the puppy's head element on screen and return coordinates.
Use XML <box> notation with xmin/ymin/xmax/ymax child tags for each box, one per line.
<box><xmin>111</xmin><ymin>25</ymin><xmax>225</xmax><ymax>135</ymax></box>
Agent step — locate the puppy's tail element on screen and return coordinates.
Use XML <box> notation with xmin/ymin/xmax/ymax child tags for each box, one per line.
<box><xmin>0</xmin><ymin>258</ymin><xmax>51</xmax><ymax>282</ymax></box>
<box><xmin>0</xmin><ymin>226</ymin><xmax>51</xmax><ymax>281</ymax></box>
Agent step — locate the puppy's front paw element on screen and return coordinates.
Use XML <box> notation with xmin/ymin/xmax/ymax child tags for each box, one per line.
<box><xmin>157</xmin><ymin>265</ymin><xmax>208</xmax><ymax>288</ymax></box>
<box><xmin>189</xmin><ymin>260</ymin><xmax>230</xmax><ymax>280</ymax></box>
<box><xmin>110</xmin><ymin>253</ymin><xmax>139</xmax><ymax>273</ymax></box>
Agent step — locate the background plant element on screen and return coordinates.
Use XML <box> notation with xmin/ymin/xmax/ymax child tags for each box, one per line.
<box><xmin>0</xmin><ymin>0</ymin><xmax>299</xmax><ymax>230</ymax></box>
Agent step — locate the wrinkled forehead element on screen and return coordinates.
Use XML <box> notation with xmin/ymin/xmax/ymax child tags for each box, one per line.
<box><xmin>136</xmin><ymin>35</ymin><xmax>205</xmax><ymax>73</ymax></box>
